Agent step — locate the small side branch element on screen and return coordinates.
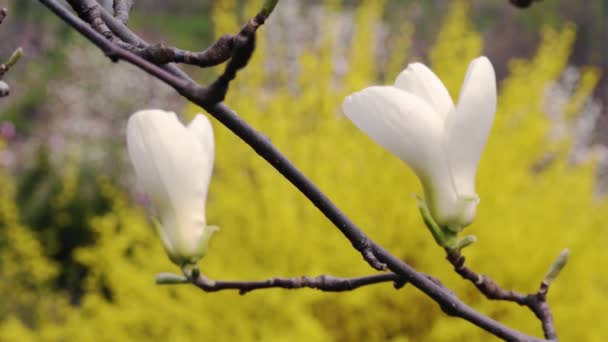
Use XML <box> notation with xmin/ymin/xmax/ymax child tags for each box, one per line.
<box><xmin>203</xmin><ymin>8</ymin><xmax>270</xmax><ymax>104</ymax></box>
<box><xmin>68</xmin><ymin>0</ymin><xmax>272</xmax><ymax>105</ymax></box>
<box><xmin>66</xmin><ymin>0</ymin><xmax>114</xmax><ymax>39</ymax></box>
<box><xmin>123</xmin><ymin>36</ymin><xmax>236</xmax><ymax>68</ymax></box>
<box><xmin>156</xmin><ymin>272</ymin><xmax>407</xmax><ymax>295</ymax></box>
<box><xmin>447</xmin><ymin>250</ymin><xmax>566</xmax><ymax>340</ymax></box>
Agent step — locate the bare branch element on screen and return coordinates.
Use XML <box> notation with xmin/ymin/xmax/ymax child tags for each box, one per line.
<box><xmin>447</xmin><ymin>251</ymin><xmax>561</xmax><ymax>340</ymax></box>
<box><xmin>122</xmin><ymin>35</ymin><xmax>235</xmax><ymax>68</ymax></box>
<box><xmin>204</xmin><ymin>9</ymin><xmax>271</xmax><ymax>103</ymax></box>
<box><xmin>113</xmin><ymin>0</ymin><xmax>134</xmax><ymax>24</ymax></box>
<box><xmin>65</xmin><ymin>0</ymin><xmax>114</xmax><ymax>39</ymax></box>
<box><xmin>157</xmin><ymin>272</ymin><xmax>407</xmax><ymax>295</ymax></box>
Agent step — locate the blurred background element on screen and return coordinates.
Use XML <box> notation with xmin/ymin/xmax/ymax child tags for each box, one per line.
<box><xmin>0</xmin><ymin>0</ymin><xmax>607</xmax><ymax>341</ymax></box>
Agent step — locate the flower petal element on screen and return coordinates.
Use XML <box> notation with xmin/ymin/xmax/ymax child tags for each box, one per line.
<box><xmin>342</xmin><ymin>86</ymin><xmax>461</xmax><ymax>218</ymax></box>
<box><xmin>127</xmin><ymin>110</ymin><xmax>213</xmax><ymax>262</ymax></box>
<box><xmin>445</xmin><ymin>56</ymin><xmax>496</xmax><ymax>195</ymax></box>
<box><xmin>394</xmin><ymin>62</ymin><xmax>454</xmax><ymax>120</ymax></box>
<box><xmin>343</xmin><ymin>86</ymin><xmax>446</xmax><ymax>179</ymax></box>
<box><xmin>187</xmin><ymin>114</ymin><xmax>215</xmax><ymax>203</ymax></box>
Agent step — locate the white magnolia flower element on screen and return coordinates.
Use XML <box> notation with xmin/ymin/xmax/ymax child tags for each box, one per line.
<box><xmin>127</xmin><ymin>110</ymin><xmax>217</xmax><ymax>266</ymax></box>
<box><xmin>342</xmin><ymin>56</ymin><xmax>496</xmax><ymax>233</ymax></box>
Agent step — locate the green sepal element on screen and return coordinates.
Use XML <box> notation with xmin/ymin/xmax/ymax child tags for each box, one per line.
<box><xmin>416</xmin><ymin>195</ymin><xmax>456</xmax><ymax>248</ymax></box>
<box><xmin>151</xmin><ymin>216</ymin><xmax>220</xmax><ymax>268</ymax></box>
<box><xmin>416</xmin><ymin>195</ymin><xmax>476</xmax><ymax>252</ymax></box>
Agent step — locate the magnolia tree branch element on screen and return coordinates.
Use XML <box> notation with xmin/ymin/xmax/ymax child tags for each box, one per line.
<box><xmin>39</xmin><ymin>1</ymin><xmax>555</xmax><ymax>340</ymax></box>
<box><xmin>447</xmin><ymin>249</ymin><xmax>568</xmax><ymax>340</ymax></box>
<box><xmin>113</xmin><ymin>0</ymin><xmax>134</xmax><ymax>24</ymax></box>
<box><xmin>65</xmin><ymin>0</ymin><xmax>270</xmax><ymax>104</ymax></box>
<box><xmin>156</xmin><ymin>271</ymin><xmax>407</xmax><ymax>295</ymax></box>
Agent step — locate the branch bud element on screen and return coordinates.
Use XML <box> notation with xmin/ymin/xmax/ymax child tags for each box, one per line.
<box><xmin>543</xmin><ymin>248</ymin><xmax>570</xmax><ymax>285</ymax></box>
<box><xmin>155</xmin><ymin>273</ymin><xmax>189</xmax><ymax>285</ymax></box>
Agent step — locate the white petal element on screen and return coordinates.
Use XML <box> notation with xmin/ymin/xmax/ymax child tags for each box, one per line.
<box><xmin>394</xmin><ymin>62</ymin><xmax>454</xmax><ymax>120</ymax></box>
<box><xmin>343</xmin><ymin>86</ymin><xmax>443</xmax><ymax>178</ymax></box>
<box><xmin>446</xmin><ymin>56</ymin><xmax>496</xmax><ymax>195</ymax></box>
<box><xmin>187</xmin><ymin>114</ymin><xmax>215</xmax><ymax>201</ymax></box>
<box><xmin>127</xmin><ymin>110</ymin><xmax>214</xmax><ymax>262</ymax></box>
<box><xmin>342</xmin><ymin>86</ymin><xmax>463</xmax><ymax>223</ymax></box>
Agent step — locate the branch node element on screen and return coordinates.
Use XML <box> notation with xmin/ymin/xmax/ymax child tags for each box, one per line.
<box><xmin>359</xmin><ymin>242</ymin><xmax>386</xmax><ymax>270</ymax></box>
<box><xmin>393</xmin><ymin>278</ymin><xmax>408</xmax><ymax>289</ymax></box>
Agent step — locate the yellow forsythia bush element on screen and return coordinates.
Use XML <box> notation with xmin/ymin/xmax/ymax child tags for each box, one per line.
<box><xmin>0</xmin><ymin>1</ymin><xmax>606</xmax><ymax>341</ymax></box>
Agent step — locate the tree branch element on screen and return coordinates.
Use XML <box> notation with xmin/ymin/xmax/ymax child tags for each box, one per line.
<box><xmin>113</xmin><ymin>0</ymin><xmax>134</xmax><ymax>24</ymax></box>
<box><xmin>447</xmin><ymin>251</ymin><xmax>561</xmax><ymax>340</ymax></box>
<box><xmin>124</xmin><ymin>36</ymin><xmax>236</xmax><ymax>68</ymax></box>
<box><xmin>38</xmin><ymin>1</ymin><xmax>551</xmax><ymax>340</ymax></box>
<box><xmin>156</xmin><ymin>271</ymin><xmax>407</xmax><ymax>295</ymax></box>
<box><xmin>66</xmin><ymin>0</ymin><xmax>114</xmax><ymax>39</ymax></box>
<box><xmin>68</xmin><ymin>0</ymin><xmax>271</xmax><ymax>105</ymax></box>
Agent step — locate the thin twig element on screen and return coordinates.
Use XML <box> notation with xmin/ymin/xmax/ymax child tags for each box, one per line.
<box><xmin>38</xmin><ymin>1</ymin><xmax>549</xmax><ymax>340</ymax></box>
<box><xmin>123</xmin><ymin>36</ymin><xmax>236</xmax><ymax>68</ymax></box>
<box><xmin>66</xmin><ymin>0</ymin><xmax>114</xmax><ymax>39</ymax></box>
<box><xmin>157</xmin><ymin>272</ymin><xmax>407</xmax><ymax>295</ymax></box>
<box><xmin>69</xmin><ymin>0</ymin><xmax>253</xmax><ymax>72</ymax></box>
<box><xmin>68</xmin><ymin>0</ymin><xmax>268</xmax><ymax>105</ymax></box>
<box><xmin>204</xmin><ymin>9</ymin><xmax>270</xmax><ymax>104</ymax></box>
<box><xmin>447</xmin><ymin>251</ymin><xmax>558</xmax><ymax>340</ymax></box>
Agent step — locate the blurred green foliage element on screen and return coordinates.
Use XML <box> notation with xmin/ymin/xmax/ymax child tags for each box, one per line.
<box><xmin>16</xmin><ymin>147</ymin><xmax>111</xmax><ymax>303</ymax></box>
<box><xmin>0</xmin><ymin>0</ymin><xmax>606</xmax><ymax>341</ymax></box>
